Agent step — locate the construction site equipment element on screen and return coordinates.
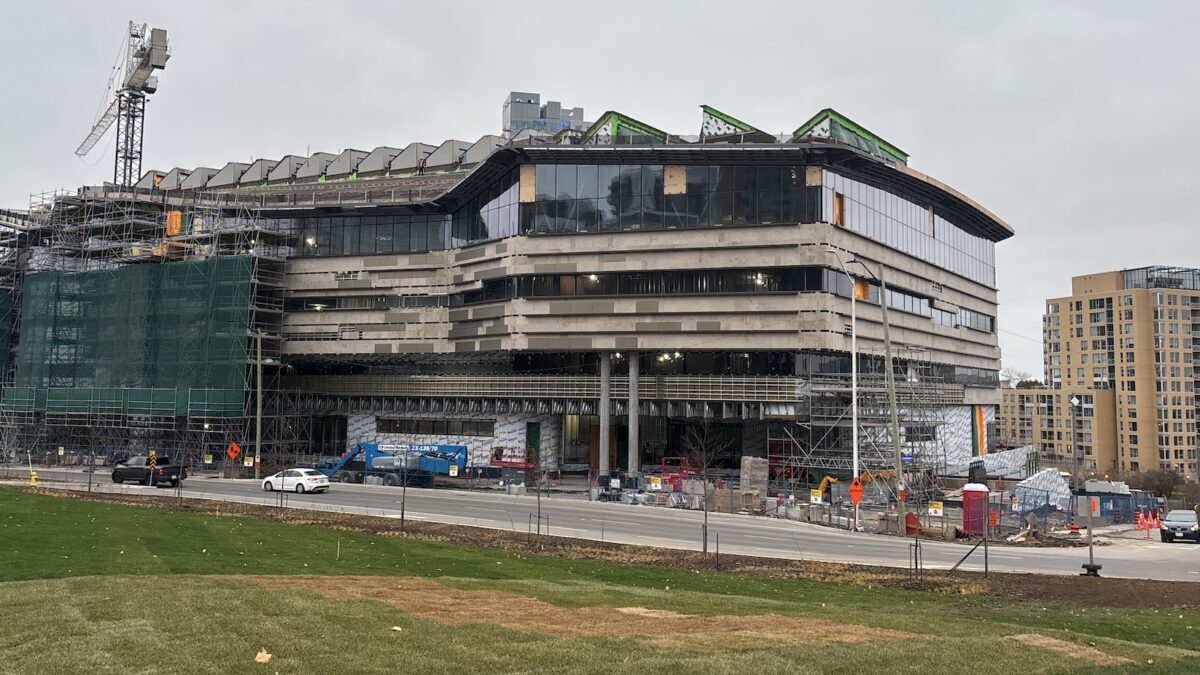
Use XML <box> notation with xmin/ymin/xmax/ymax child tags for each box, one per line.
<box><xmin>76</xmin><ymin>22</ymin><xmax>170</xmax><ymax>187</ymax></box>
<box><xmin>661</xmin><ymin>456</ymin><xmax>691</xmax><ymax>491</ymax></box>
<box><xmin>319</xmin><ymin>442</ymin><xmax>466</xmax><ymax>486</ymax></box>
<box><xmin>489</xmin><ymin>446</ymin><xmax>535</xmax><ymax>469</ymax></box>
<box><xmin>418</xmin><ymin>446</ymin><xmax>467</xmax><ymax>476</ymax></box>
<box><xmin>816</xmin><ymin>475</ymin><xmax>838</xmax><ymax>498</ymax></box>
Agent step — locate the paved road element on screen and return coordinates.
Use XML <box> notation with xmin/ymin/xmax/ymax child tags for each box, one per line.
<box><xmin>8</xmin><ymin>468</ymin><xmax>1199</xmax><ymax>581</ymax></box>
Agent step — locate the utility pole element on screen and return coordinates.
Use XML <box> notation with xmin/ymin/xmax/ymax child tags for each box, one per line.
<box><xmin>400</xmin><ymin>447</ymin><xmax>408</xmax><ymax>532</ymax></box>
<box><xmin>877</xmin><ymin>267</ymin><xmax>906</xmax><ymax>533</ymax></box>
<box><xmin>255</xmin><ymin>330</ymin><xmax>263</xmax><ymax>480</ymax></box>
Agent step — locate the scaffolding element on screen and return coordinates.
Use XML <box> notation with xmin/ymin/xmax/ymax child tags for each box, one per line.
<box><xmin>0</xmin><ymin>188</ymin><xmax>308</xmax><ymax>470</ymax></box>
<box><xmin>766</xmin><ymin>347</ymin><xmax>954</xmax><ymax>505</ymax></box>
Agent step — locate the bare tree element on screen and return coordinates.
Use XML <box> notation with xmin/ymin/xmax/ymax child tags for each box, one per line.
<box><xmin>681</xmin><ymin>419</ymin><xmax>734</xmax><ymax>556</ymax></box>
<box><xmin>1177</xmin><ymin>479</ymin><xmax>1200</xmax><ymax>511</ymax></box>
<box><xmin>999</xmin><ymin>368</ymin><xmax>1031</xmax><ymax>388</ymax></box>
<box><xmin>1140</xmin><ymin>469</ymin><xmax>1184</xmax><ymax>500</ymax></box>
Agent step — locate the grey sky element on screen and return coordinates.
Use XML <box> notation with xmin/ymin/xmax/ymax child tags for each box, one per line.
<box><xmin>3</xmin><ymin>1</ymin><xmax>1197</xmax><ymax>376</ymax></box>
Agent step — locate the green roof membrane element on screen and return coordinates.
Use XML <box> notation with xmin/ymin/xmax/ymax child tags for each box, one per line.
<box><xmin>789</xmin><ymin>108</ymin><xmax>909</xmax><ymax>164</ymax></box>
<box><xmin>699</xmin><ymin>104</ymin><xmax>764</xmax><ymax>137</ymax></box>
<box><xmin>579</xmin><ymin>111</ymin><xmax>670</xmax><ymax>145</ymax></box>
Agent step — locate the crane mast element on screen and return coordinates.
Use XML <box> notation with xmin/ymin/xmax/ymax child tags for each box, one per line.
<box><xmin>75</xmin><ymin>21</ymin><xmax>169</xmax><ymax>187</ymax></box>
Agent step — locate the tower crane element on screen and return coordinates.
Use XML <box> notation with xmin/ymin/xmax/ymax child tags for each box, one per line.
<box><xmin>75</xmin><ymin>21</ymin><xmax>170</xmax><ymax>187</ymax></box>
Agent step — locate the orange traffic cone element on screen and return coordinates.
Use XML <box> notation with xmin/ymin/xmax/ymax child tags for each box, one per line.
<box><xmin>1070</xmin><ymin>521</ymin><xmax>1080</xmax><ymax>535</ymax></box>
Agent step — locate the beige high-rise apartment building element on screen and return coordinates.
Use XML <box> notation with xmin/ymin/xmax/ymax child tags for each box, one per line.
<box><xmin>999</xmin><ymin>267</ymin><xmax>1199</xmax><ymax>480</ymax></box>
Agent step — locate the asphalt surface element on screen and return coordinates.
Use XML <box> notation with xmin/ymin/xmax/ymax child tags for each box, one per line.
<box><xmin>8</xmin><ymin>467</ymin><xmax>1200</xmax><ymax>581</ymax></box>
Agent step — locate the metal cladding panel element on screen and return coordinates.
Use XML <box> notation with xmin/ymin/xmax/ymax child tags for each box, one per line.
<box><xmin>358</xmin><ymin>146</ymin><xmax>401</xmax><ymax>175</ymax></box>
<box><xmin>266</xmin><ymin>155</ymin><xmax>306</xmax><ymax>183</ymax></box>
<box><xmin>326</xmin><ymin>149</ymin><xmax>369</xmax><ymax>178</ymax></box>
<box><xmin>295</xmin><ymin>152</ymin><xmax>336</xmax><ymax>181</ymax></box>
<box><xmin>240</xmin><ymin>159</ymin><xmax>278</xmax><ymax>184</ymax></box>
<box><xmin>179</xmin><ymin>167</ymin><xmax>218</xmax><ymax>190</ymax></box>
<box><xmin>390</xmin><ymin>143</ymin><xmax>436</xmax><ymax>172</ymax></box>
<box><xmin>207</xmin><ymin>162</ymin><xmax>250</xmax><ymax>188</ymax></box>
<box><xmin>425</xmin><ymin>140</ymin><xmax>469</xmax><ymax>169</ymax></box>
<box><xmin>462</xmin><ymin>135</ymin><xmax>505</xmax><ymax>165</ymax></box>
<box><xmin>160</xmin><ymin>168</ymin><xmax>190</xmax><ymax>190</ymax></box>
<box><xmin>135</xmin><ymin>171</ymin><xmax>165</xmax><ymax>190</ymax></box>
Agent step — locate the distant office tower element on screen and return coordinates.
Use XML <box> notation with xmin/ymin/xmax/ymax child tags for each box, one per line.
<box><xmin>502</xmin><ymin>91</ymin><xmax>588</xmax><ymax>138</ymax></box>
<box><xmin>1000</xmin><ymin>267</ymin><xmax>1199</xmax><ymax>480</ymax></box>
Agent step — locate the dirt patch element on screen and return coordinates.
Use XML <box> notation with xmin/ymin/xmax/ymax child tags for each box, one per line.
<box><xmin>242</xmin><ymin>574</ymin><xmax>913</xmax><ymax>650</ymax></box>
<box><xmin>1007</xmin><ymin>633</ymin><xmax>1133</xmax><ymax>666</ymax></box>
<box><xmin>19</xmin><ymin>485</ymin><xmax>1200</xmax><ymax>609</ymax></box>
<box><xmin>615</xmin><ymin>607</ymin><xmax>686</xmax><ymax>619</ymax></box>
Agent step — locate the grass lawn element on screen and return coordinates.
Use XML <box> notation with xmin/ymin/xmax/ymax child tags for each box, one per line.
<box><xmin>0</xmin><ymin>488</ymin><xmax>1196</xmax><ymax>674</ymax></box>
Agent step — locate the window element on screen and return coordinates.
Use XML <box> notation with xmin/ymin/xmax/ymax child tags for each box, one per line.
<box><xmin>378</xmin><ymin>418</ymin><xmax>496</xmax><ymax>437</ymax></box>
<box><xmin>833</xmin><ymin>191</ymin><xmax>845</xmax><ymax>225</ymax></box>
<box><xmin>904</xmin><ymin>426</ymin><xmax>937</xmax><ymax>443</ymax></box>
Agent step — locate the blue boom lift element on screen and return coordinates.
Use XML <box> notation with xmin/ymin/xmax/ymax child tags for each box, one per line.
<box><xmin>317</xmin><ymin>442</ymin><xmax>467</xmax><ymax>487</ymax></box>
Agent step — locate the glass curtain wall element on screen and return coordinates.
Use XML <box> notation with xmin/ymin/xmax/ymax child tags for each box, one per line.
<box><xmin>821</xmin><ymin>170</ymin><xmax>997</xmax><ymax>287</ymax></box>
<box><xmin>519</xmin><ymin>164</ymin><xmax>821</xmax><ymax>237</ymax></box>
<box><xmin>289</xmin><ymin>214</ymin><xmax>450</xmax><ymax>257</ymax></box>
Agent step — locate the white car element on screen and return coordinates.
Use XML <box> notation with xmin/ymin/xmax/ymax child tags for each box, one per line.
<box><xmin>262</xmin><ymin>468</ymin><xmax>330</xmax><ymax>493</ymax></box>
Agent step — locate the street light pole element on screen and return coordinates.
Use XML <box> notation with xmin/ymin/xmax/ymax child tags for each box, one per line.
<box><xmin>255</xmin><ymin>330</ymin><xmax>263</xmax><ymax>481</ymax></box>
<box><xmin>839</xmin><ymin>255</ymin><xmax>905</xmax><ymax>534</ymax></box>
<box><xmin>826</xmin><ymin>248</ymin><xmax>860</xmax><ymax>530</ymax></box>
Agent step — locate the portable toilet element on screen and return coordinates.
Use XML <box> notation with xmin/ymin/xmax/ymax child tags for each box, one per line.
<box><xmin>962</xmin><ymin>483</ymin><xmax>989</xmax><ymax>536</ymax></box>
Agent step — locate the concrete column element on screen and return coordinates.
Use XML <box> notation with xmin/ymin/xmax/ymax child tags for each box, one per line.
<box><xmin>598</xmin><ymin>352</ymin><xmax>611</xmax><ymax>478</ymax></box>
<box><xmin>627</xmin><ymin>351</ymin><xmax>639</xmax><ymax>483</ymax></box>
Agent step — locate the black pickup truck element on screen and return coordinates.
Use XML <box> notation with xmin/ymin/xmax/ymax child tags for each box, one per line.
<box><xmin>111</xmin><ymin>456</ymin><xmax>187</xmax><ymax>487</ymax></box>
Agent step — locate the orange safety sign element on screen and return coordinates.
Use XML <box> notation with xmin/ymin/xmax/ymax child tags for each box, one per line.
<box><xmin>226</xmin><ymin>441</ymin><xmax>241</xmax><ymax>461</ymax></box>
<box><xmin>848</xmin><ymin>477</ymin><xmax>863</xmax><ymax>505</ymax></box>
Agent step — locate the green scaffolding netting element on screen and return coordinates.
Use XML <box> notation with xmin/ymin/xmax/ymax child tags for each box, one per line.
<box><xmin>6</xmin><ymin>257</ymin><xmax>252</xmax><ymax>416</ymax></box>
<box><xmin>0</xmin><ymin>289</ymin><xmax>13</xmax><ymax>378</ymax></box>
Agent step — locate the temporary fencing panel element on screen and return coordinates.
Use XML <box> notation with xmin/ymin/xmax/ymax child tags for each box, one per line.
<box><xmin>8</xmin><ymin>257</ymin><xmax>252</xmax><ymax>416</ymax></box>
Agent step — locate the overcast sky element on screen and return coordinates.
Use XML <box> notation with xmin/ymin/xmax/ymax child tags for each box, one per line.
<box><xmin>3</xmin><ymin>1</ymin><xmax>1197</xmax><ymax>375</ymax></box>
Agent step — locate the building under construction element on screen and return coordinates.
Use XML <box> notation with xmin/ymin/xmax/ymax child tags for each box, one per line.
<box><xmin>0</xmin><ymin>96</ymin><xmax>1012</xmax><ymax>492</ymax></box>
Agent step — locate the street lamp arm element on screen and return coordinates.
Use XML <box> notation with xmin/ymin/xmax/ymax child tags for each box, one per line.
<box><xmin>846</xmin><ymin>259</ymin><xmax>879</xmax><ymax>282</ymax></box>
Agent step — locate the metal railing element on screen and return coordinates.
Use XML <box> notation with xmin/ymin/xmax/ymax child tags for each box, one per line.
<box><xmin>80</xmin><ymin>177</ymin><xmax>462</xmax><ymax>209</ymax></box>
<box><xmin>288</xmin><ymin>374</ymin><xmax>804</xmax><ymax>403</ymax></box>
